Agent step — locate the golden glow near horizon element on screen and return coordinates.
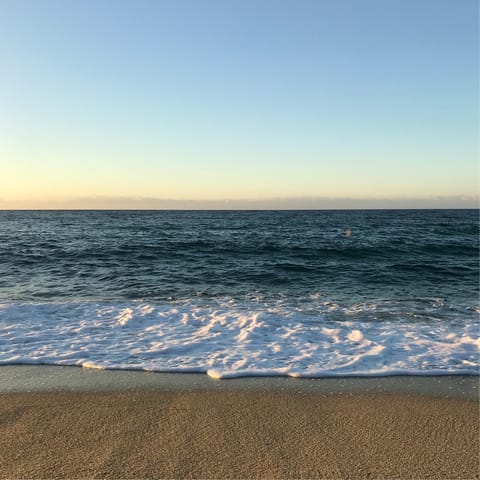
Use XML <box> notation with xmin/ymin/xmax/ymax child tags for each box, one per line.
<box><xmin>1</xmin><ymin>145</ymin><xmax>478</xmax><ymax>207</ymax></box>
<box><xmin>2</xmin><ymin>158</ymin><xmax>478</xmax><ymax>207</ymax></box>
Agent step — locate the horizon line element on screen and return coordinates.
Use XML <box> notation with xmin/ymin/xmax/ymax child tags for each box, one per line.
<box><xmin>1</xmin><ymin>207</ymin><xmax>478</xmax><ymax>212</ymax></box>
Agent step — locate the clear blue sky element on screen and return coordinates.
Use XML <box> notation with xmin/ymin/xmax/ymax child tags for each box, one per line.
<box><xmin>0</xmin><ymin>0</ymin><xmax>478</xmax><ymax>208</ymax></box>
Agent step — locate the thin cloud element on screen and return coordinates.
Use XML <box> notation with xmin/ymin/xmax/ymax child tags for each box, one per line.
<box><xmin>1</xmin><ymin>195</ymin><xmax>478</xmax><ymax>210</ymax></box>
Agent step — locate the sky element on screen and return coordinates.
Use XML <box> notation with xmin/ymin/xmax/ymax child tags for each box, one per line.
<box><xmin>0</xmin><ymin>0</ymin><xmax>478</xmax><ymax>209</ymax></box>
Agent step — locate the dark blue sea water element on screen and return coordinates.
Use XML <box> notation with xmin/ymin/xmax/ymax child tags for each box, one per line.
<box><xmin>0</xmin><ymin>210</ymin><xmax>478</xmax><ymax>378</ymax></box>
<box><xmin>1</xmin><ymin>209</ymin><xmax>478</xmax><ymax>303</ymax></box>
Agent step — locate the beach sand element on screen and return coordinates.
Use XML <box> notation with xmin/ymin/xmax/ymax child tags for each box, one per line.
<box><xmin>0</xmin><ymin>385</ymin><xmax>478</xmax><ymax>479</ymax></box>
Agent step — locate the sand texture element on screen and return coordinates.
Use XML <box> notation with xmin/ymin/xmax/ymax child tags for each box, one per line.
<box><xmin>0</xmin><ymin>391</ymin><xmax>478</xmax><ymax>479</ymax></box>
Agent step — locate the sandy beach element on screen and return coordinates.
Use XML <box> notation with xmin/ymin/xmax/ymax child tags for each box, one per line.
<box><xmin>0</xmin><ymin>368</ymin><xmax>478</xmax><ymax>479</ymax></box>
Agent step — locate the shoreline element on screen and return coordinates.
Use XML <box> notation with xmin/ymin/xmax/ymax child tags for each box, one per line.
<box><xmin>1</xmin><ymin>366</ymin><xmax>478</xmax><ymax>479</ymax></box>
<box><xmin>0</xmin><ymin>365</ymin><xmax>478</xmax><ymax>399</ymax></box>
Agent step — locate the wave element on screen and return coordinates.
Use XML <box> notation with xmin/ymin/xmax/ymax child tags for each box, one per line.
<box><xmin>0</xmin><ymin>298</ymin><xmax>478</xmax><ymax>379</ymax></box>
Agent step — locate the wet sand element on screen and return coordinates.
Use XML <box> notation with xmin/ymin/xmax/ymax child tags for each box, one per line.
<box><xmin>0</xmin><ymin>387</ymin><xmax>478</xmax><ymax>479</ymax></box>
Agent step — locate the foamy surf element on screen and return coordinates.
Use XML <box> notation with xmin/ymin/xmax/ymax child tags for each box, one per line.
<box><xmin>0</xmin><ymin>299</ymin><xmax>478</xmax><ymax>379</ymax></box>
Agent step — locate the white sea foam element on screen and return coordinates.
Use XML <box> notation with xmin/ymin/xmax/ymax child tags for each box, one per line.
<box><xmin>0</xmin><ymin>300</ymin><xmax>478</xmax><ymax>379</ymax></box>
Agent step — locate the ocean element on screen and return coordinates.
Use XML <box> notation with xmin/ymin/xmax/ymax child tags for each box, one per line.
<box><xmin>0</xmin><ymin>209</ymin><xmax>478</xmax><ymax>378</ymax></box>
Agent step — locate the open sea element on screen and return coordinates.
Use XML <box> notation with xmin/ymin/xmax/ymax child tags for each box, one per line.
<box><xmin>0</xmin><ymin>210</ymin><xmax>478</xmax><ymax>378</ymax></box>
